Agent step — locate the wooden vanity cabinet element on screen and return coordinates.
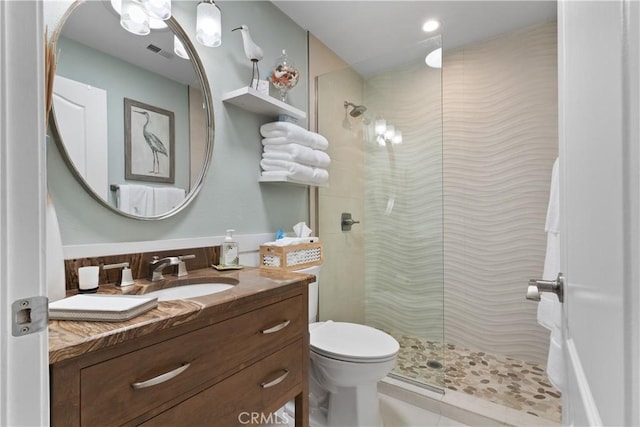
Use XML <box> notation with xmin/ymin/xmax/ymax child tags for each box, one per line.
<box><xmin>50</xmin><ymin>285</ymin><xmax>309</xmax><ymax>427</ymax></box>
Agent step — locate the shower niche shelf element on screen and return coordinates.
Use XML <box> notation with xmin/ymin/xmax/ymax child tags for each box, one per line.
<box><xmin>222</xmin><ymin>87</ymin><xmax>306</xmax><ymax>120</ymax></box>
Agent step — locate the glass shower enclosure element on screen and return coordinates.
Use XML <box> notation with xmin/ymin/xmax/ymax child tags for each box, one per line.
<box><xmin>315</xmin><ymin>35</ymin><xmax>444</xmax><ymax>391</ymax></box>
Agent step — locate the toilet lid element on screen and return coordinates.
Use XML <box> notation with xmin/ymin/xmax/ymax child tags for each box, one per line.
<box><xmin>310</xmin><ymin>321</ymin><xmax>399</xmax><ymax>363</ymax></box>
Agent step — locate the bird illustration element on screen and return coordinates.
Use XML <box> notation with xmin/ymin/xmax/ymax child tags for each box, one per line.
<box><xmin>232</xmin><ymin>25</ymin><xmax>264</xmax><ymax>89</ymax></box>
<box><xmin>134</xmin><ymin>110</ymin><xmax>168</xmax><ymax>174</ymax></box>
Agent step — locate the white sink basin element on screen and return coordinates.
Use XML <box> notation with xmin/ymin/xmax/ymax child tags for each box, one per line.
<box><xmin>144</xmin><ymin>283</ymin><xmax>234</xmax><ymax>301</ymax></box>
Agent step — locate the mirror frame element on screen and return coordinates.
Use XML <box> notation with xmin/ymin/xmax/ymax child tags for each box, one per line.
<box><xmin>48</xmin><ymin>0</ymin><xmax>214</xmax><ymax>220</ymax></box>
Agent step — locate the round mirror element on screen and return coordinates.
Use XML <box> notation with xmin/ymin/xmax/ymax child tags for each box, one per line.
<box><xmin>49</xmin><ymin>0</ymin><xmax>214</xmax><ymax>220</ymax></box>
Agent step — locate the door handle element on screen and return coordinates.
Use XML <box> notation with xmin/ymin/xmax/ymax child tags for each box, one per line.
<box><xmin>526</xmin><ymin>273</ymin><xmax>564</xmax><ymax>303</ymax></box>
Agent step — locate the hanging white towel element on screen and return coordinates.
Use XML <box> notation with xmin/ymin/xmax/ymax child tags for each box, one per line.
<box><xmin>260</xmin><ymin>122</ymin><xmax>329</xmax><ymax>151</ymax></box>
<box><xmin>263</xmin><ymin>143</ymin><xmax>331</xmax><ymax>168</ymax></box>
<box><xmin>546</xmin><ymin>329</ymin><xmax>564</xmax><ymax>391</ymax></box>
<box><xmin>153</xmin><ymin>187</ymin><xmax>185</xmax><ymax>215</ymax></box>
<box><xmin>117</xmin><ymin>184</ymin><xmax>153</xmax><ymax>216</ymax></box>
<box><xmin>538</xmin><ymin>157</ymin><xmax>561</xmax><ymax>329</ymax></box>
<box><xmin>536</xmin><ymin>157</ymin><xmax>564</xmax><ymax>392</ymax></box>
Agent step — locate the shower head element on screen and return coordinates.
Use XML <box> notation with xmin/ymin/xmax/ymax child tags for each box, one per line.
<box><xmin>344</xmin><ymin>101</ymin><xmax>368</xmax><ymax>117</ymax></box>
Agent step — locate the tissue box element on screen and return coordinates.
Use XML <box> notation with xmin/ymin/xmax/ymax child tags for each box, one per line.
<box><xmin>259</xmin><ymin>242</ymin><xmax>323</xmax><ymax>271</ymax></box>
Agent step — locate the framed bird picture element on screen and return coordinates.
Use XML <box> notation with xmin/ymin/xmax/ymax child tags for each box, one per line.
<box><xmin>124</xmin><ymin>98</ymin><xmax>175</xmax><ymax>183</ymax></box>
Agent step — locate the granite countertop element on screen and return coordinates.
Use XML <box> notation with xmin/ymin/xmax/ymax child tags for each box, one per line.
<box><xmin>48</xmin><ymin>267</ymin><xmax>313</xmax><ymax>364</ymax></box>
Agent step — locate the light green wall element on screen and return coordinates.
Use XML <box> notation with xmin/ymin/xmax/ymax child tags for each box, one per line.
<box><xmin>56</xmin><ymin>36</ymin><xmax>191</xmax><ymax>205</ymax></box>
<box><xmin>46</xmin><ymin>0</ymin><xmax>309</xmax><ymax>244</ymax></box>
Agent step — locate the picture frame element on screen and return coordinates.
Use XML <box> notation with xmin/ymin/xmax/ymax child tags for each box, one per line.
<box><xmin>124</xmin><ymin>98</ymin><xmax>175</xmax><ymax>183</ymax></box>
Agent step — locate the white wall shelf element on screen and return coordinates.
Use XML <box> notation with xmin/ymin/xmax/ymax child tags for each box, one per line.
<box><xmin>221</xmin><ymin>87</ymin><xmax>306</xmax><ymax>120</ymax></box>
<box><xmin>258</xmin><ymin>174</ymin><xmax>327</xmax><ymax>188</ymax></box>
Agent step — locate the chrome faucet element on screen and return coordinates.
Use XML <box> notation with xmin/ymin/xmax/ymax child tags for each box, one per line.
<box><xmin>147</xmin><ymin>256</ymin><xmax>182</xmax><ymax>282</ymax></box>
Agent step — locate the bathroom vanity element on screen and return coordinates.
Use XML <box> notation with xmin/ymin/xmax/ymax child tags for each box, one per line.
<box><xmin>49</xmin><ymin>268</ymin><xmax>311</xmax><ymax>426</ymax></box>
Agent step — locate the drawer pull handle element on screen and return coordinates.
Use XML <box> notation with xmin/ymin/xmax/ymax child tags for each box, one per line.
<box><xmin>131</xmin><ymin>363</ymin><xmax>191</xmax><ymax>390</ymax></box>
<box><xmin>260</xmin><ymin>320</ymin><xmax>291</xmax><ymax>334</ymax></box>
<box><xmin>261</xmin><ymin>369</ymin><xmax>289</xmax><ymax>388</ymax></box>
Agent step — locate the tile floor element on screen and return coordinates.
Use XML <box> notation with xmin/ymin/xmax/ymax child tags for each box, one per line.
<box><xmin>379</xmin><ymin>393</ymin><xmax>469</xmax><ymax>427</ymax></box>
<box><xmin>388</xmin><ymin>333</ymin><xmax>562</xmax><ymax>424</ymax></box>
<box><xmin>264</xmin><ymin>393</ymin><xmax>469</xmax><ymax>427</ymax></box>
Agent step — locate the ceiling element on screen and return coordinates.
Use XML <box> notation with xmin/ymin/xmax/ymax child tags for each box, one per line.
<box><xmin>271</xmin><ymin>1</ymin><xmax>557</xmax><ymax>75</ymax></box>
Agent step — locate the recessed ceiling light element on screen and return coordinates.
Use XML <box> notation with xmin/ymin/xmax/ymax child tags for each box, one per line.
<box><xmin>422</xmin><ymin>19</ymin><xmax>440</xmax><ymax>33</ymax></box>
<box><xmin>425</xmin><ymin>47</ymin><xmax>442</xmax><ymax>69</ymax></box>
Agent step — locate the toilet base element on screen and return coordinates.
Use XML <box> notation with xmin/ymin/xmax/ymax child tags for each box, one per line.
<box><xmin>288</xmin><ymin>377</ymin><xmax>385</xmax><ymax>427</ymax></box>
<box><xmin>326</xmin><ymin>382</ymin><xmax>382</xmax><ymax>427</ymax></box>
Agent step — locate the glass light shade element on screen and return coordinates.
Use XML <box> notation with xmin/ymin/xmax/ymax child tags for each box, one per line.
<box><xmin>384</xmin><ymin>125</ymin><xmax>395</xmax><ymax>141</ymax></box>
<box><xmin>392</xmin><ymin>130</ymin><xmax>403</xmax><ymax>144</ymax></box>
<box><xmin>425</xmin><ymin>47</ymin><xmax>442</xmax><ymax>69</ymax></box>
<box><xmin>375</xmin><ymin>119</ymin><xmax>387</xmax><ymax>136</ymax></box>
<box><xmin>120</xmin><ymin>0</ymin><xmax>150</xmax><ymax>35</ymax></box>
<box><xmin>174</xmin><ymin>35</ymin><xmax>189</xmax><ymax>59</ymax></box>
<box><xmin>141</xmin><ymin>0</ymin><xmax>172</xmax><ymax>20</ymax></box>
<box><xmin>196</xmin><ymin>1</ymin><xmax>222</xmax><ymax>47</ymax></box>
<box><xmin>111</xmin><ymin>0</ymin><xmax>166</xmax><ymax>30</ymax></box>
<box><xmin>422</xmin><ymin>19</ymin><xmax>440</xmax><ymax>32</ymax></box>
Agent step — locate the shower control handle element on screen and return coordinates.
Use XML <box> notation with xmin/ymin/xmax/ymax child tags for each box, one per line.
<box><xmin>526</xmin><ymin>273</ymin><xmax>564</xmax><ymax>303</ymax></box>
<box><xmin>341</xmin><ymin>213</ymin><xmax>360</xmax><ymax>231</ymax></box>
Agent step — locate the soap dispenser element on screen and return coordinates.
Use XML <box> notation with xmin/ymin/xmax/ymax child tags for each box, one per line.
<box><xmin>221</xmin><ymin>229</ymin><xmax>239</xmax><ymax>267</ymax></box>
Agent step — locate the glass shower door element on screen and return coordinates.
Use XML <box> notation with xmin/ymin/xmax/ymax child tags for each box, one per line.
<box><xmin>316</xmin><ymin>35</ymin><xmax>444</xmax><ymax>391</ymax></box>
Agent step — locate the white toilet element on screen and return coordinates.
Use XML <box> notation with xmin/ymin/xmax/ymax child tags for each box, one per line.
<box><xmin>297</xmin><ymin>265</ymin><xmax>399</xmax><ymax>427</ymax></box>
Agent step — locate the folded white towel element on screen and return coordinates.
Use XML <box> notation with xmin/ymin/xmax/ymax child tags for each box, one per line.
<box><xmin>153</xmin><ymin>187</ymin><xmax>185</xmax><ymax>215</ymax></box>
<box><xmin>117</xmin><ymin>184</ymin><xmax>153</xmax><ymax>216</ymax></box>
<box><xmin>260</xmin><ymin>122</ymin><xmax>329</xmax><ymax>151</ymax></box>
<box><xmin>260</xmin><ymin>158</ymin><xmax>329</xmax><ymax>185</ymax></box>
<box><xmin>261</xmin><ymin>169</ymin><xmax>328</xmax><ymax>185</ymax></box>
<box><xmin>263</xmin><ymin>143</ymin><xmax>331</xmax><ymax>168</ymax></box>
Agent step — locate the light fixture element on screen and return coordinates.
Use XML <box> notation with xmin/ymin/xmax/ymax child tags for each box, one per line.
<box><xmin>141</xmin><ymin>0</ymin><xmax>172</xmax><ymax>21</ymax></box>
<box><xmin>422</xmin><ymin>19</ymin><xmax>440</xmax><ymax>33</ymax></box>
<box><xmin>374</xmin><ymin>117</ymin><xmax>403</xmax><ymax>146</ymax></box>
<box><xmin>375</xmin><ymin>118</ymin><xmax>387</xmax><ymax>136</ymax></box>
<box><xmin>392</xmin><ymin>131</ymin><xmax>403</xmax><ymax>145</ymax></box>
<box><xmin>425</xmin><ymin>47</ymin><xmax>442</xmax><ymax>69</ymax></box>
<box><xmin>174</xmin><ymin>35</ymin><xmax>189</xmax><ymax>59</ymax></box>
<box><xmin>111</xmin><ymin>0</ymin><xmax>167</xmax><ymax>31</ymax></box>
<box><xmin>111</xmin><ymin>0</ymin><xmax>223</xmax><ymax>49</ymax></box>
<box><xmin>120</xmin><ymin>0</ymin><xmax>150</xmax><ymax>35</ymax></box>
<box><xmin>384</xmin><ymin>125</ymin><xmax>395</xmax><ymax>141</ymax></box>
<box><xmin>197</xmin><ymin>0</ymin><xmax>222</xmax><ymax>47</ymax></box>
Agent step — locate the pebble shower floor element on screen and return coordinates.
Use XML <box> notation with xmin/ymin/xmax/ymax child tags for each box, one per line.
<box><xmin>388</xmin><ymin>332</ymin><xmax>562</xmax><ymax>423</ymax></box>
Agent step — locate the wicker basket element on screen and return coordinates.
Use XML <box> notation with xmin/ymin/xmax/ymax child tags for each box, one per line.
<box><xmin>259</xmin><ymin>242</ymin><xmax>323</xmax><ymax>271</ymax></box>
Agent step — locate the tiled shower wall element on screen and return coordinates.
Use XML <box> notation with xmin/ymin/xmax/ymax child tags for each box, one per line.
<box><xmin>312</xmin><ymin>20</ymin><xmax>557</xmax><ymax>365</ymax></box>
<box><xmin>311</xmin><ymin>35</ymin><xmax>367</xmax><ymax>323</ymax></box>
<box><xmin>443</xmin><ymin>21</ymin><xmax>558</xmax><ymax>364</ymax></box>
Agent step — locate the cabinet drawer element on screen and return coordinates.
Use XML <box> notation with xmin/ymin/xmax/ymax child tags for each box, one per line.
<box><xmin>80</xmin><ymin>295</ymin><xmax>303</xmax><ymax>426</ymax></box>
<box><xmin>141</xmin><ymin>339</ymin><xmax>303</xmax><ymax>427</ymax></box>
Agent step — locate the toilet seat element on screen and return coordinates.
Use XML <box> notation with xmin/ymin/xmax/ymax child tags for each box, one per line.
<box><xmin>310</xmin><ymin>321</ymin><xmax>399</xmax><ymax>363</ymax></box>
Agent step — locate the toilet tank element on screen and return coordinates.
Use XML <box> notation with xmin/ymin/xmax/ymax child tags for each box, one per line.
<box><xmin>294</xmin><ymin>264</ymin><xmax>321</xmax><ymax>323</ymax></box>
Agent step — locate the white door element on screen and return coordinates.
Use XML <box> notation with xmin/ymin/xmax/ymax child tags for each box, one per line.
<box><xmin>53</xmin><ymin>75</ymin><xmax>109</xmax><ymax>200</ymax></box>
<box><xmin>559</xmin><ymin>0</ymin><xmax>639</xmax><ymax>426</ymax></box>
<box><xmin>0</xmin><ymin>1</ymin><xmax>50</xmax><ymax>426</ymax></box>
